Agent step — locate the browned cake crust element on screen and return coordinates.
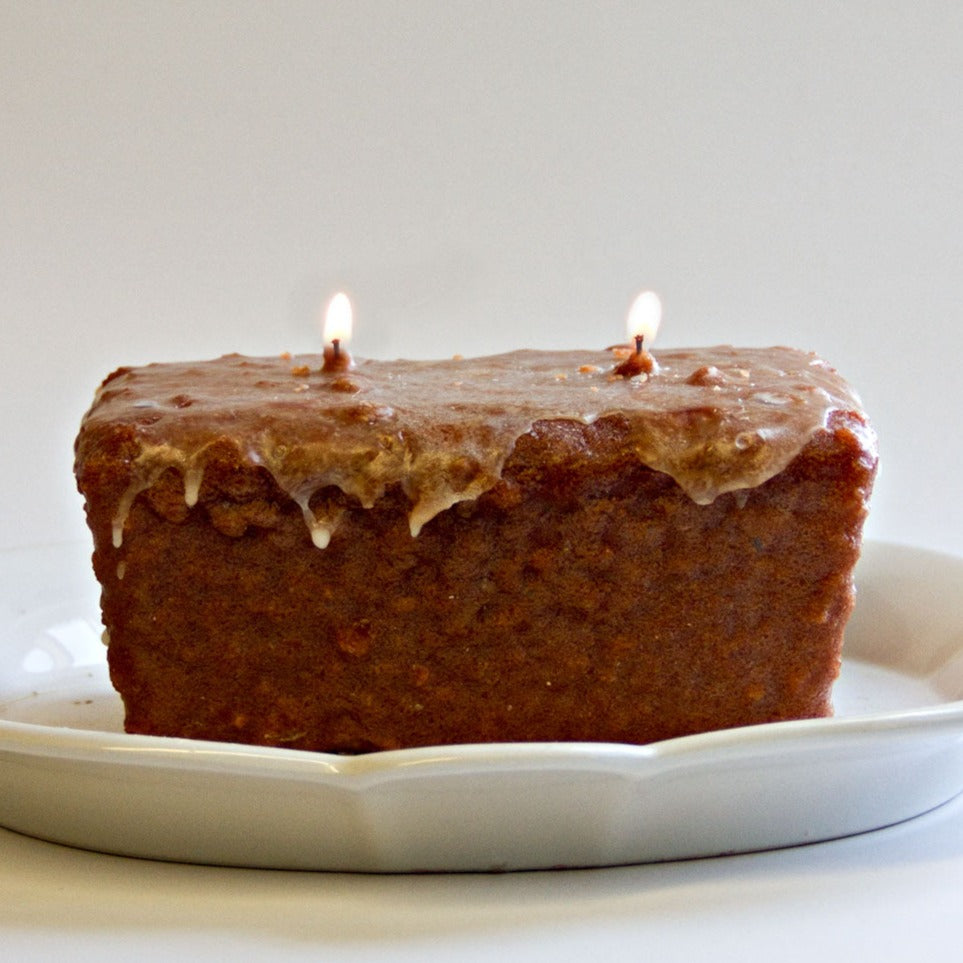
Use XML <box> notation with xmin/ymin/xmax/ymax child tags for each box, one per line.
<box><xmin>75</xmin><ymin>347</ymin><xmax>877</xmax><ymax>752</ymax></box>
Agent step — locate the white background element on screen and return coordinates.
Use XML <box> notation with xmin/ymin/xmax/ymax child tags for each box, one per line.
<box><xmin>3</xmin><ymin>0</ymin><xmax>963</xmax><ymax>553</ymax></box>
<box><xmin>2</xmin><ymin>2</ymin><xmax>963</xmax><ymax>960</ymax></box>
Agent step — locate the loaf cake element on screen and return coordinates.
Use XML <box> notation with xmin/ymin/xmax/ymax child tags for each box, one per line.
<box><xmin>74</xmin><ymin>345</ymin><xmax>877</xmax><ymax>753</ymax></box>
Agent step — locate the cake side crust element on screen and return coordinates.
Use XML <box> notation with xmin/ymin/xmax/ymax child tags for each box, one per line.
<box><xmin>76</xmin><ymin>373</ymin><xmax>877</xmax><ymax>753</ymax></box>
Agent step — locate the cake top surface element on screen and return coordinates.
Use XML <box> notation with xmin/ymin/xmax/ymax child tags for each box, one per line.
<box><xmin>76</xmin><ymin>346</ymin><xmax>872</xmax><ymax>546</ymax></box>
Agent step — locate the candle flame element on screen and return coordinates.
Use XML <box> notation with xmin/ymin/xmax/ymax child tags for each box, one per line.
<box><xmin>323</xmin><ymin>292</ymin><xmax>353</xmax><ymax>345</ymax></box>
<box><xmin>626</xmin><ymin>290</ymin><xmax>662</xmax><ymax>346</ymax></box>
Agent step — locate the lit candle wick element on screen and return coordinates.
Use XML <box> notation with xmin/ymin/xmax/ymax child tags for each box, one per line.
<box><xmin>322</xmin><ymin>292</ymin><xmax>353</xmax><ymax>372</ymax></box>
<box><xmin>615</xmin><ymin>290</ymin><xmax>662</xmax><ymax>378</ymax></box>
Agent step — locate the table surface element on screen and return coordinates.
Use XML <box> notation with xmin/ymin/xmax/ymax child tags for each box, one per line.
<box><xmin>2</xmin><ymin>791</ymin><xmax>961</xmax><ymax>961</ymax></box>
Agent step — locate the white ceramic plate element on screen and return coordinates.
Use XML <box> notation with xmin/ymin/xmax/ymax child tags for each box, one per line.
<box><xmin>1</xmin><ymin>541</ymin><xmax>962</xmax><ymax>872</ymax></box>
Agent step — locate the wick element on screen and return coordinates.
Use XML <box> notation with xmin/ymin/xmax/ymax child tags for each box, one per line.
<box><xmin>322</xmin><ymin>336</ymin><xmax>352</xmax><ymax>373</ymax></box>
<box><xmin>613</xmin><ymin>338</ymin><xmax>658</xmax><ymax>378</ymax></box>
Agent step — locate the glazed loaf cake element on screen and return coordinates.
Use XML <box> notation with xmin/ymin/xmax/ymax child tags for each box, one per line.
<box><xmin>74</xmin><ymin>346</ymin><xmax>877</xmax><ymax>752</ymax></box>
